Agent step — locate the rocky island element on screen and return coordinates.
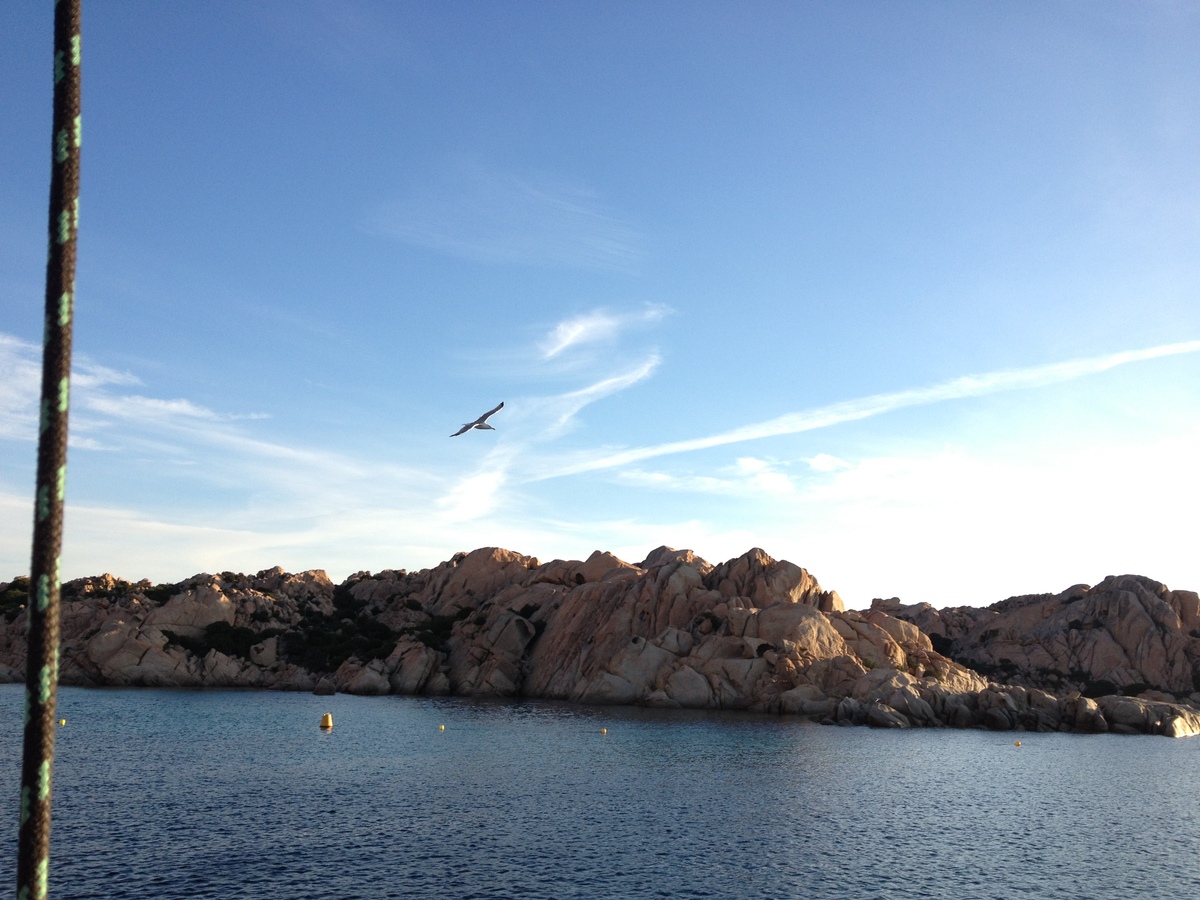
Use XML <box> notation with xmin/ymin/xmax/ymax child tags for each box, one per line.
<box><xmin>2</xmin><ymin>546</ymin><xmax>1198</xmax><ymax>737</ymax></box>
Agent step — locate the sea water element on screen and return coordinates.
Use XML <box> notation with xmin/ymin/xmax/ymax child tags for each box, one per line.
<box><xmin>1</xmin><ymin>685</ymin><xmax>1199</xmax><ymax>899</ymax></box>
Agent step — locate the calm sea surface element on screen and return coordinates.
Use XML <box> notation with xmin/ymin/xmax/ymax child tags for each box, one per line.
<box><xmin>2</xmin><ymin>685</ymin><xmax>1199</xmax><ymax>899</ymax></box>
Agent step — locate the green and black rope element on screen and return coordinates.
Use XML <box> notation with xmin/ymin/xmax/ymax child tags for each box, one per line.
<box><xmin>19</xmin><ymin>1</ymin><xmax>81</xmax><ymax>898</ymax></box>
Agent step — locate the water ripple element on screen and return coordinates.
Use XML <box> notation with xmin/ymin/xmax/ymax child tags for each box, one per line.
<box><xmin>1</xmin><ymin>687</ymin><xmax>1199</xmax><ymax>898</ymax></box>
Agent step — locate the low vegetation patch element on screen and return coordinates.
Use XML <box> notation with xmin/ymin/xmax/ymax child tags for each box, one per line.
<box><xmin>1081</xmin><ymin>679</ymin><xmax>1119</xmax><ymax>699</ymax></box>
<box><xmin>959</xmin><ymin>656</ymin><xmax>1021</xmax><ymax>682</ymax></box>
<box><xmin>141</xmin><ymin>583</ymin><xmax>178</xmax><ymax>605</ymax></box>
<box><xmin>163</xmin><ymin>621</ymin><xmax>282</xmax><ymax>660</ymax></box>
<box><xmin>1120</xmin><ymin>682</ymin><xmax>1153</xmax><ymax>697</ymax></box>
<box><xmin>406</xmin><ymin>607</ymin><xmax>474</xmax><ymax>651</ymax></box>
<box><xmin>61</xmin><ymin>578</ymin><xmax>134</xmax><ymax>601</ymax></box>
<box><xmin>0</xmin><ymin>578</ymin><xmax>29</xmax><ymax>622</ymax></box>
<box><xmin>279</xmin><ymin>606</ymin><xmax>400</xmax><ymax>673</ymax></box>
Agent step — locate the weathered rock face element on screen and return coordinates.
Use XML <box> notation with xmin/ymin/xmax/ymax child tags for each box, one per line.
<box><xmin>2</xmin><ymin>554</ymin><xmax>1198</xmax><ymax>737</ymax></box>
<box><xmin>877</xmin><ymin>574</ymin><xmax>1200</xmax><ymax>699</ymax></box>
<box><xmin>0</xmin><ymin>569</ymin><xmax>330</xmax><ymax>690</ymax></box>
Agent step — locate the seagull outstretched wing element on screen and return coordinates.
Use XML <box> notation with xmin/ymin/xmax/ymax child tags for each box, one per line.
<box><xmin>476</xmin><ymin>401</ymin><xmax>504</xmax><ymax>422</ymax></box>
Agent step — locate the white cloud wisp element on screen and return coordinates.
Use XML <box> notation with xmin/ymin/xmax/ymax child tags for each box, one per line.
<box><xmin>538</xmin><ymin>339</ymin><xmax>1200</xmax><ymax>478</ymax></box>
<box><xmin>539</xmin><ymin>305</ymin><xmax>669</xmax><ymax>360</ymax></box>
<box><xmin>376</xmin><ymin>162</ymin><xmax>643</xmax><ymax>271</ymax></box>
<box><xmin>432</xmin><ymin>355</ymin><xmax>661</xmax><ymax>522</ymax></box>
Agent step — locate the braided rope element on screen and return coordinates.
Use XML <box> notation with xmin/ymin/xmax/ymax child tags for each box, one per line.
<box><xmin>18</xmin><ymin>1</ymin><xmax>81</xmax><ymax>897</ymax></box>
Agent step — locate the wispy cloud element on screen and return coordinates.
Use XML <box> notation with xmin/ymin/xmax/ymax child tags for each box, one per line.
<box><xmin>84</xmin><ymin>395</ymin><xmax>224</xmax><ymax>422</ymax></box>
<box><xmin>616</xmin><ymin>456</ymin><xmax>795</xmax><ymax>496</ymax></box>
<box><xmin>538</xmin><ymin>339</ymin><xmax>1200</xmax><ymax>478</ymax></box>
<box><xmin>436</xmin><ymin>469</ymin><xmax>508</xmax><ymax>523</ymax></box>
<box><xmin>374</xmin><ymin>160</ymin><xmax>642</xmax><ymax>270</ymax></box>
<box><xmin>774</xmin><ymin>431</ymin><xmax>1200</xmax><ymax>607</ymax></box>
<box><xmin>68</xmin><ymin>435</ymin><xmax>120</xmax><ymax>452</ymax></box>
<box><xmin>0</xmin><ymin>334</ymin><xmax>145</xmax><ymax>440</ymax></box>
<box><xmin>72</xmin><ymin>363</ymin><xmax>141</xmax><ymax>390</ymax></box>
<box><xmin>462</xmin><ymin>303</ymin><xmax>669</xmax><ymax>381</ymax></box>
<box><xmin>0</xmin><ymin>335</ymin><xmax>41</xmax><ymax>439</ymax></box>
<box><xmin>3</xmin><ymin>327</ymin><xmax>1196</xmax><ymax>602</ymax></box>
<box><xmin>432</xmin><ymin>356</ymin><xmax>661</xmax><ymax>522</ymax></box>
<box><xmin>539</xmin><ymin>305</ymin><xmax>669</xmax><ymax>360</ymax></box>
<box><xmin>529</xmin><ymin>355</ymin><xmax>661</xmax><ymax>437</ymax></box>
<box><xmin>82</xmin><ymin>394</ymin><xmax>269</xmax><ymax>423</ymax></box>
<box><xmin>806</xmin><ymin>453</ymin><xmax>852</xmax><ymax>473</ymax></box>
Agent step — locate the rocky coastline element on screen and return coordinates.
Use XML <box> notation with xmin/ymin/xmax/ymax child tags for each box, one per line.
<box><xmin>2</xmin><ymin>546</ymin><xmax>1198</xmax><ymax>737</ymax></box>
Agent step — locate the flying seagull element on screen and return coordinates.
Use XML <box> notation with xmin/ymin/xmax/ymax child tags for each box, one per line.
<box><xmin>451</xmin><ymin>401</ymin><xmax>504</xmax><ymax>437</ymax></box>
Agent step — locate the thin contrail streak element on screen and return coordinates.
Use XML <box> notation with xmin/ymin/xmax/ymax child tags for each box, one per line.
<box><xmin>538</xmin><ymin>339</ymin><xmax>1200</xmax><ymax>478</ymax></box>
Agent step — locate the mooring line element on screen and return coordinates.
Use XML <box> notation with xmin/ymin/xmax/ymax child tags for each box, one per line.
<box><xmin>19</xmin><ymin>2</ymin><xmax>82</xmax><ymax>897</ymax></box>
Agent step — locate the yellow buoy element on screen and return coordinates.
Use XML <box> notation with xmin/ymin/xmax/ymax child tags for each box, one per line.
<box><xmin>439</xmin><ymin>724</ymin><xmax>445</xmax><ymax>731</ymax></box>
<box><xmin>600</xmin><ymin>728</ymin><xmax>607</xmax><ymax>735</ymax></box>
<box><xmin>1014</xmin><ymin>740</ymin><xmax>1021</xmax><ymax>747</ymax></box>
<box><xmin>319</xmin><ymin>712</ymin><xmax>333</xmax><ymax>730</ymax></box>
<box><xmin>58</xmin><ymin>719</ymin><xmax>66</xmax><ymax>727</ymax></box>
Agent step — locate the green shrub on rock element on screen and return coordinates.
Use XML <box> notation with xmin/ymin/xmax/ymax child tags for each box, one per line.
<box><xmin>0</xmin><ymin>577</ymin><xmax>30</xmax><ymax>622</ymax></box>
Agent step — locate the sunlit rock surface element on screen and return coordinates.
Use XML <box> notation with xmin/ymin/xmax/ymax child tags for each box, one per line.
<box><xmin>877</xmin><ymin>574</ymin><xmax>1200</xmax><ymax>699</ymax></box>
<box><xmin>2</xmin><ymin>550</ymin><xmax>1197</xmax><ymax>736</ymax></box>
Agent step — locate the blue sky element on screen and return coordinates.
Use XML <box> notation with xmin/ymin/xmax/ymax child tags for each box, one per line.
<box><xmin>2</xmin><ymin>1</ymin><xmax>1198</xmax><ymax>608</ymax></box>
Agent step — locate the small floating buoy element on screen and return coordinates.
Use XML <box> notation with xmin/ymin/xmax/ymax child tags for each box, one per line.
<box><xmin>319</xmin><ymin>712</ymin><xmax>333</xmax><ymax>730</ymax></box>
<box><xmin>58</xmin><ymin>719</ymin><xmax>66</xmax><ymax>727</ymax></box>
<box><xmin>600</xmin><ymin>728</ymin><xmax>607</xmax><ymax>735</ymax></box>
<box><xmin>439</xmin><ymin>724</ymin><xmax>445</xmax><ymax>731</ymax></box>
<box><xmin>1014</xmin><ymin>740</ymin><xmax>1021</xmax><ymax>747</ymax></box>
